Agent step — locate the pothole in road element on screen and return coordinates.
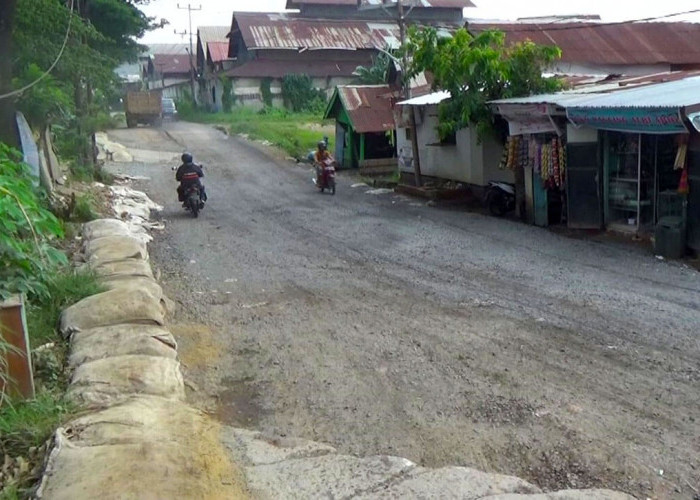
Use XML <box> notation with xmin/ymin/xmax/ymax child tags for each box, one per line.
<box><xmin>216</xmin><ymin>377</ymin><xmax>268</xmax><ymax>428</ymax></box>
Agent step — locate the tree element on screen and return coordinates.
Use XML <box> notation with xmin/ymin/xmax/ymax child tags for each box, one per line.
<box><xmin>0</xmin><ymin>0</ymin><xmax>18</xmax><ymax>147</ymax></box>
<box><xmin>7</xmin><ymin>0</ymin><xmax>153</xmax><ymax>165</ymax></box>
<box><xmin>353</xmin><ymin>51</ymin><xmax>393</xmax><ymax>85</ymax></box>
<box><xmin>404</xmin><ymin>27</ymin><xmax>562</xmax><ymax>139</ymax></box>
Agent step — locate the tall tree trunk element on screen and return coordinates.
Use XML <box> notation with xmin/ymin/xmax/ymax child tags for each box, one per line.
<box><xmin>0</xmin><ymin>0</ymin><xmax>18</xmax><ymax>147</ymax></box>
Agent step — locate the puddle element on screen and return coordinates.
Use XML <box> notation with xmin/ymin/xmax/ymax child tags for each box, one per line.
<box><xmin>216</xmin><ymin>378</ymin><xmax>267</xmax><ymax>427</ymax></box>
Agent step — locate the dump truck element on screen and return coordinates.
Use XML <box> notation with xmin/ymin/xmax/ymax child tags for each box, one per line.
<box><xmin>124</xmin><ymin>90</ymin><xmax>163</xmax><ymax>128</ymax></box>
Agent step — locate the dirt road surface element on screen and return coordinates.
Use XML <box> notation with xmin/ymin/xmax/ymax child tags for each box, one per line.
<box><xmin>106</xmin><ymin>123</ymin><xmax>700</xmax><ymax>499</ymax></box>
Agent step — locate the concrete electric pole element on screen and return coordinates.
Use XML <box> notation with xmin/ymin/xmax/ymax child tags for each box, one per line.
<box><xmin>176</xmin><ymin>3</ymin><xmax>201</xmax><ymax>104</ymax></box>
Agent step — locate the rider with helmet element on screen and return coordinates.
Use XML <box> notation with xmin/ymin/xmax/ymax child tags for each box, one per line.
<box><xmin>176</xmin><ymin>152</ymin><xmax>207</xmax><ymax>205</ymax></box>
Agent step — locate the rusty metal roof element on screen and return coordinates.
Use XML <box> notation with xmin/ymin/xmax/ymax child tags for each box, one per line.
<box><xmin>152</xmin><ymin>53</ymin><xmax>191</xmax><ymax>75</ymax></box>
<box><xmin>207</xmin><ymin>42</ymin><xmax>230</xmax><ymax>63</ymax></box>
<box><xmin>325</xmin><ymin>85</ymin><xmax>396</xmax><ymax>133</ymax></box>
<box><xmin>232</xmin><ymin>12</ymin><xmax>403</xmax><ymax>50</ymax></box>
<box><xmin>287</xmin><ymin>0</ymin><xmax>473</xmax><ymax>7</ymax></box>
<box><xmin>468</xmin><ymin>22</ymin><xmax>700</xmax><ymax>66</ymax></box>
<box><xmin>226</xmin><ymin>57</ymin><xmax>371</xmax><ymax>78</ymax></box>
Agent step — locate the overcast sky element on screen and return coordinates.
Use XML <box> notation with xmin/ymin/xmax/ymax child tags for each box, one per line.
<box><xmin>139</xmin><ymin>0</ymin><xmax>700</xmax><ymax>43</ymax></box>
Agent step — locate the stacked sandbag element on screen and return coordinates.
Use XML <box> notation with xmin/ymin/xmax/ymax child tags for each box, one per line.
<box><xmin>36</xmin><ymin>216</ymin><xmax>247</xmax><ymax>499</ymax></box>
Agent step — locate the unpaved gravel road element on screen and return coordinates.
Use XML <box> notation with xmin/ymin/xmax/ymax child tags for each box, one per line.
<box><xmin>106</xmin><ymin>122</ymin><xmax>700</xmax><ymax>499</ymax></box>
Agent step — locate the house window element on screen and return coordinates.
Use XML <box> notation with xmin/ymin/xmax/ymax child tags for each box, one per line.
<box><xmin>440</xmin><ymin>131</ymin><xmax>456</xmax><ymax>145</ymax></box>
<box><xmin>405</xmin><ymin>128</ymin><xmax>412</xmax><ymax>141</ymax></box>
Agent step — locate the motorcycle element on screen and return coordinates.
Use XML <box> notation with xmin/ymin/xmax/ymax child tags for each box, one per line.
<box><xmin>172</xmin><ymin>164</ymin><xmax>206</xmax><ymax>217</ymax></box>
<box><xmin>313</xmin><ymin>158</ymin><xmax>336</xmax><ymax>195</ymax></box>
<box><xmin>184</xmin><ymin>184</ymin><xmax>204</xmax><ymax>218</ymax></box>
<box><xmin>485</xmin><ymin>181</ymin><xmax>515</xmax><ymax>216</ymax></box>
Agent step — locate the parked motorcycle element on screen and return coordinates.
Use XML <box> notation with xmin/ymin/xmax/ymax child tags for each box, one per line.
<box><xmin>485</xmin><ymin>181</ymin><xmax>515</xmax><ymax>216</ymax></box>
<box><xmin>313</xmin><ymin>158</ymin><xmax>336</xmax><ymax>195</ymax></box>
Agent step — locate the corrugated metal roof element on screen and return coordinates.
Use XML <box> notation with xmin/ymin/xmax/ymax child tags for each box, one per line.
<box><xmin>226</xmin><ymin>58</ymin><xmax>372</xmax><ymax>78</ymax></box>
<box><xmin>198</xmin><ymin>26</ymin><xmax>230</xmax><ymax>44</ymax></box>
<box><xmin>336</xmin><ymin>85</ymin><xmax>396</xmax><ymax>133</ymax></box>
<box><xmin>397</xmin><ymin>90</ymin><xmax>451</xmax><ymax>105</ymax></box>
<box><xmin>468</xmin><ymin>22</ymin><xmax>700</xmax><ymax>66</ymax></box>
<box><xmin>286</xmin><ymin>0</ymin><xmax>474</xmax><ymax>7</ymax></box>
<box><xmin>571</xmin><ymin>75</ymin><xmax>700</xmax><ymax>109</ymax></box>
<box><xmin>145</xmin><ymin>43</ymin><xmax>188</xmax><ymax>55</ymax></box>
<box><xmin>490</xmin><ymin>71</ymin><xmax>700</xmax><ymax>107</ymax></box>
<box><xmin>152</xmin><ymin>53</ymin><xmax>191</xmax><ymax>75</ymax></box>
<box><xmin>207</xmin><ymin>42</ymin><xmax>230</xmax><ymax>63</ymax></box>
<box><xmin>359</xmin><ymin>0</ymin><xmax>474</xmax><ymax>7</ymax></box>
<box><xmin>232</xmin><ymin>12</ymin><xmax>404</xmax><ymax>50</ymax></box>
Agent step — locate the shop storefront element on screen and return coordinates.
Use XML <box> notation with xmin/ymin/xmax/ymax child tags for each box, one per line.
<box><xmin>491</xmin><ymin>74</ymin><xmax>700</xmax><ymax>254</ymax></box>
<box><xmin>567</xmin><ymin>106</ymin><xmax>690</xmax><ymax>236</ymax></box>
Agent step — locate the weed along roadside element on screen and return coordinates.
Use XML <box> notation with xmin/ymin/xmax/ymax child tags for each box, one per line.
<box><xmin>177</xmin><ymin>106</ymin><xmax>335</xmax><ymax>161</ymax></box>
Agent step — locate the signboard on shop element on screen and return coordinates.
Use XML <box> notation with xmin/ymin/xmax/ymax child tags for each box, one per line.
<box><xmin>566</xmin><ymin>107</ymin><xmax>688</xmax><ymax>134</ymax></box>
<box><xmin>495</xmin><ymin>104</ymin><xmax>559</xmax><ymax>135</ymax></box>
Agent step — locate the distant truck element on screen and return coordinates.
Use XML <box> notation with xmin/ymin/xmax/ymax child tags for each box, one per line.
<box><xmin>124</xmin><ymin>90</ymin><xmax>162</xmax><ymax>128</ymax></box>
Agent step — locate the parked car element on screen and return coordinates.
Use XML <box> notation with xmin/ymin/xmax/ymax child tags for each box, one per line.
<box><xmin>162</xmin><ymin>98</ymin><xmax>177</xmax><ymax>120</ymax></box>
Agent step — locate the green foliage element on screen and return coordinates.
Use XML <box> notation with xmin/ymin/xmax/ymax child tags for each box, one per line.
<box><xmin>175</xmin><ymin>92</ymin><xmax>196</xmax><ymax>119</ymax></box>
<box><xmin>404</xmin><ymin>27</ymin><xmax>562</xmax><ymax>138</ymax></box>
<box><xmin>0</xmin><ymin>391</ymin><xmax>72</xmax><ymax>456</ymax></box>
<box><xmin>27</xmin><ymin>268</ymin><xmax>105</xmax><ymax>348</ymax></box>
<box><xmin>281</xmin><ymin>74</ymin><xmax>326</xmax><ymax>113</ymax></box>
<box><xmin>72</xmin><ymin>193</ymin><xmax>99</xmax><ymax>222</ymax></box>
<box><xmin>182</xmin><ymin>107</ymin><xmax>334</xmax><ymax>159</ymax></box>
<box><xmin>10</xmin><ymin>0</ymin><xmax>152</xmax><ymax>164</ymax></box>
<box><xmin>260</xmin><ymin>77</ymin><xmax>274</xmax><ymax>108</ymax></box>
<box><xmin>353</xmin><ymin>50</ymin><xmax>394</xmax><ymax>85</ymax></box>
<box><xmin>221</xmin><ymin>76</ymin><xmax>235</xmax><ymax>113</ymax></box>
<box><xmin>0</xmin><ymin>145</ymin><xmax>67</xmax><ymax>301</ymax></box>
<box><xmin>12</xmin><ymin>65</ymin><xmax>72</xmax><ymax>129</ymax></box>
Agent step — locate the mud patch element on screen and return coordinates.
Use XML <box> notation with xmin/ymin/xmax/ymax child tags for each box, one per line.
<box><xmin>216</xmin><ymin>378</ymin><xmax>267</xmax><ymax>428</ymax></box>
<box><xmin>170</xmin><ymin>323</ymin><xmax>222</xmax><ymax>368</ymax></box>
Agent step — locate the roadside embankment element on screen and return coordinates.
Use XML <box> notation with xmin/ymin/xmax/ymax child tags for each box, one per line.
<box><xmin>33</xmin><ymin>186</ymin><xmax>247</xmax><ymax>499</ymax></box>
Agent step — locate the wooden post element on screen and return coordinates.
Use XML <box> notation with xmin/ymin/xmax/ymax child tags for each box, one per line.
<box><xmin>359</xmin><ymin>133</ymin><xmax>366</xmax><ymax>162</ymax></box>
<box><xmin>0</xmin><ymin>295</ymin><xmax>35</xmax><ymax>401</ymax></box>
<box><xmin>410</xmin><ymin>106</ymin><xmax>422</xmax><ymax>186</ymax></box>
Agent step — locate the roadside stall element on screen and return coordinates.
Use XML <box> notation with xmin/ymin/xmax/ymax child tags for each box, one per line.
<box><xmin>492</xmin><ymin>101</ymin><xmax>570</xmax><ymax>227</ymax></box>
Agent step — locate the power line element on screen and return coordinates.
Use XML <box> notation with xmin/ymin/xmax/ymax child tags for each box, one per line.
<box><xmin>468</xmin><ymin>8</ymin><xmax>700</xmax><ymax>33</ymax></box>
<box><xmin>0</xmin><ymin>0</ymin><xmax>75</xmax><ymax>100</ymax></box>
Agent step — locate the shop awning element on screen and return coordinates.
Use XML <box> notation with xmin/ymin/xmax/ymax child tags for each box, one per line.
<box><xmin>491</xmin><ymin>72</ymin><xmax>700</xmax><ymax>135</ymax></box>
<box><xmin>565</xmin><ymin>76</ymin><xmax>700</xmax><ymax>134</ymax></box>
<box><xmin>566</xmin><ymin>107</ymin><xmax>687</xmax><ymax>134</ymax></box>
<box><xmin>493</xmin><ymin>103</ymin><xmax>561</xmax><ymax>135</ymax></box>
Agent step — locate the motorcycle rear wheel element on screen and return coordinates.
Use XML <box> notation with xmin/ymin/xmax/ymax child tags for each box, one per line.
<box><xmin>188</xmin><ymin>195</ymin><xmax>200</xmax><ymax>218</ymax></box>
<box><xmin>486</xmin><ymin>190</ymin><xmax>507</xmax><ymax>216</ymax></box>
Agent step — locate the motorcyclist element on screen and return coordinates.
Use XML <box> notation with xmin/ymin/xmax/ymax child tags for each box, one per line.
<box><xmin>176</xmin><ymin>152</ymin><xmax>207</xmax><ymax>206</ymax></box>
<box><xmin>313</xmin><ymin>141</ymin><xmax>333</xmax><ymax>186</ymax></box>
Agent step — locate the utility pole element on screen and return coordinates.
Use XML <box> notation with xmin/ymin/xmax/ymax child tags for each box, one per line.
<box><xmin>393</xmin><ymin>0</ymin><xmax>422</xmax><ymax>186</ymax></box>
<box><xmin>176</xmin><ymin>3</ymin><xmax>201</xmax><ymax>104</ymax></box>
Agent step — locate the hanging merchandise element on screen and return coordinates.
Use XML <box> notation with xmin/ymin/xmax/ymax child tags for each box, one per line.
<box><xmin>674</xmin><ymin>135</ymin><xmax>688</xmax><ymax>170</ymax></box>
<box><xmin>500</xmin><ymin>134</ymin><xmax>567</xmax><ymax>189</ymax></box>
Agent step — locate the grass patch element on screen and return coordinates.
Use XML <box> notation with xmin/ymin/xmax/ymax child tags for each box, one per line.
<box><xmin>70</xmin><ymin>163</ymin><xmax>114</xmax><ymax>185</ymax></box>
<box><xmin>71</xmin><ymin>192</ymin><xmax>99</xmax><ymax>222</ymax></box>
<box><xmin>181</xmin><ymin>107</ymin><xmax>334</xmax><ymax>160</ymax></box>
<box><xmin>26</xmin><ymin>267</ymin><xmax>105</xmax><ymax>348</ymax></box>
<box><xmin>0</xmin><ymin>267</ymin><xmax>103</xmax><ymax>497</ymax></box>
<box><xmin>0</xmin><ymin>391</ymin><xmax>71</xmax><ymax>456</ymax></box>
